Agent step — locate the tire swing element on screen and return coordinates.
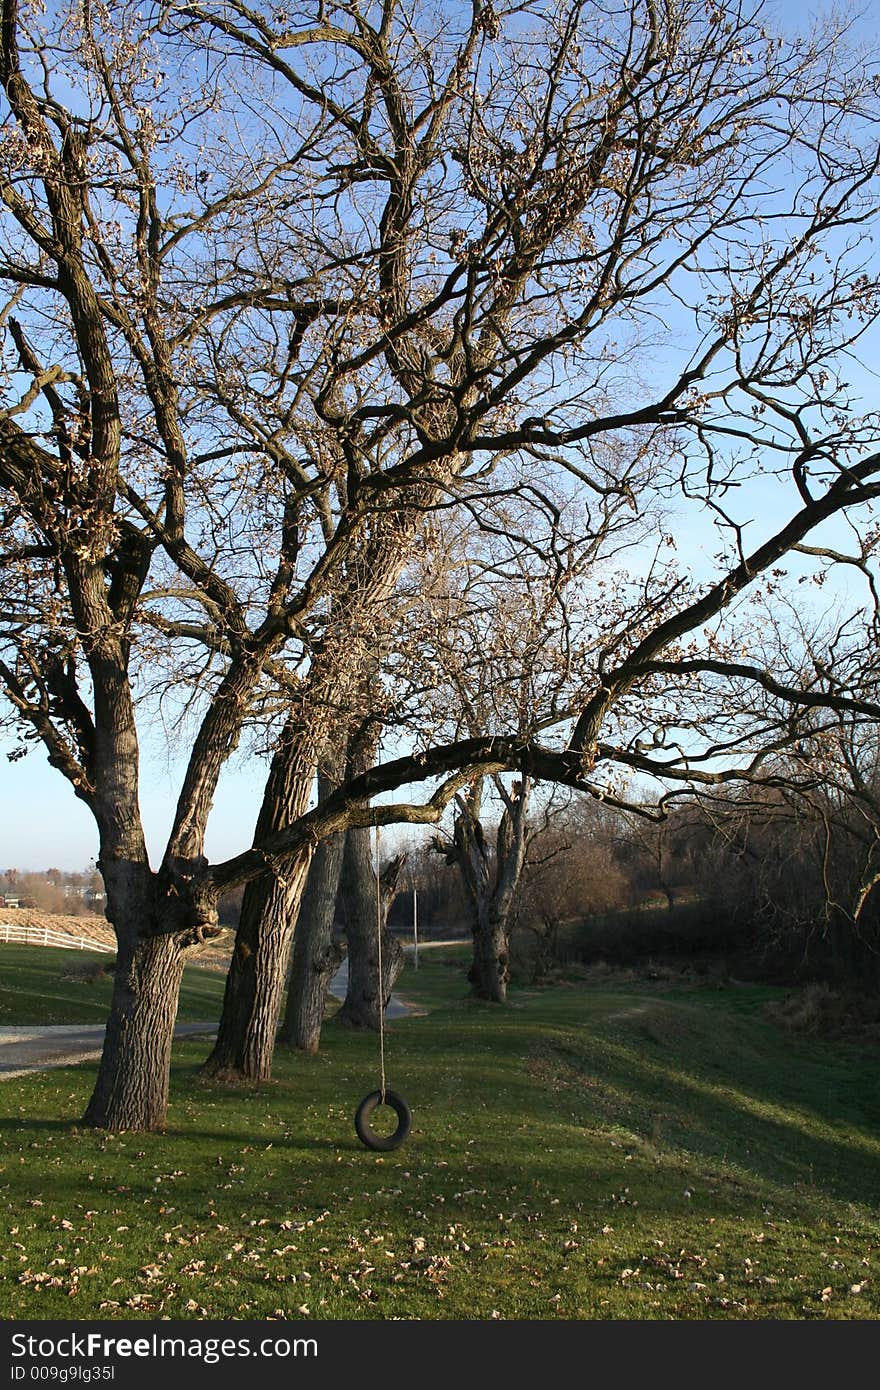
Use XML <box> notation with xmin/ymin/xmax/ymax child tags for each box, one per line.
<box><xmin>354</xmin><ymin>824</ymin><xmax>412</xmax><ymax>1152</ymax></box>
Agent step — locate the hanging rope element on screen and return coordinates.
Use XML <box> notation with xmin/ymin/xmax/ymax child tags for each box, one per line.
<box><xmin>375</xmin><ymin>820</ymin><xmax>386</xmax><ymax>1103</ymax></box>
<box><xmin>353</xmin><ymin>810</ymin><xmax>412</xmax><ymax>1152</ymax></box>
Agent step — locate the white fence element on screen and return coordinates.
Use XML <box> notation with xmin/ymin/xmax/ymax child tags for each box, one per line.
<box><xmin>0</xmin><ymin>921</ymin><xmax>114</xmax><ymax>954</ymax></box>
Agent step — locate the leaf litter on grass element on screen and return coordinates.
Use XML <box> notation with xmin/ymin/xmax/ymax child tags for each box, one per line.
<box><xmin>2</xmin><ymin>962</ymin><xmax>880</xmax><ymax>1319</ymax></box>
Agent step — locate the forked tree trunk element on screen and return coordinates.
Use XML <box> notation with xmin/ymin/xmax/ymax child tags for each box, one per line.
<box><xmin>278</xmin><ymin>823</ymin><xmax>346</xmax><ymax>1052</ymax></box>
<box><xmin>436</xmin><ymin>776</ymin><xmax>531</xmax><ymax>1004</ymax></box>
<box><xmin>334</xmin><ymin>825</ymin><xmax>405</xmax><ymax>1030</ymax></box>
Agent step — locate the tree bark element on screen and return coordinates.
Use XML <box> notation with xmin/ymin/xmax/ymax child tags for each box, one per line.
<box><xmin>202</xmin><ymin>857</ymin><xmax>310</xmax><ymax>1081</ymax></box>
<box><xmin>334</xmin><ymin>825</ymin><xmax>405</xmax><ymax>1030</ymax></box>
<box><xmin>201</xmin><ymin>717</ymin><xmax>313</xmax><ymax>1082</ymax></box>
<box><xmin>82</xmin><ymin>927</ymin><xmax>187</xmax><ymax>1131</ymax></box>
<box><xmin>468</xmin><ymin>902</ymin><xmax>510</xmax><ymax>1003</ymax></box>
<box><xmin>278</xmin><ymin>819</ymin><xmax>346</xmax><ymax>1053</ymax></box>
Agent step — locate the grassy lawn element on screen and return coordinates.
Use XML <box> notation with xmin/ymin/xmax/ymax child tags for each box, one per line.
<box><xmin>0</xmin><ymin>946</ymin><xmax>227</xmax><ymax>1025</ymax></box>
<box><xmin>1</xmin><ymin>947</ymin><xmax>879</xmax><ymax>1320</ymax></box>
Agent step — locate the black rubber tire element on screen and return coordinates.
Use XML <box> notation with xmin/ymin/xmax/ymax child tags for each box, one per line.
<box><xmin>354</xmin><ymin>1089</ymin><xmax>412</xmax><ymax>1152</ymax></box>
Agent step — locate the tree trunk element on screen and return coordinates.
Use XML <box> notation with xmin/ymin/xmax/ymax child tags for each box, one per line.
<box><xmin>82</xmin><ymin>927</ymin><xmax>186</xmax><ymax>1131</ymax></box>
<box><xmin>81</xmin><ymin>846</ymin><xmax>213</xmax><ymax>1132</ymax></box>
<box><xmin>334</xmin><ymin>825</ymin><xmax>405</xmax><ymax>1030</ymax></box>
<box><xmin>468</xmin><ymin>903</ymin><xmax>510</xmax><ymax>1002</ymax></box>
<box><xmin>436</xmin><ymin>776</ymin><xmax>531</xmax><ymax>1005</ymax></box>
<box><xmin>278</xmin><ymin>826</ymin><xmax>346</xmax><ymax>1052</ymax></box>
<box><xmin>201</xmin><ymin>717</ymin><xmax>313</xmax><ymax>1082</ymax></box>
<box><xmin>202</xmin><ymin>857</ymin><xmax>310</xmax><ymax>1080</ymax></box>
<box><xmin>279</xmin><ymin>756</ymin><xmax>346</xmax><ymax>1053</ymax></box>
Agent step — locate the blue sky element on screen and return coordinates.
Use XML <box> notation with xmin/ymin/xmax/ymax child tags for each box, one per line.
<box><xmin>2</xmin><ymin>0</ymin><xmax>878</xmax><ymax>872</ymax></box>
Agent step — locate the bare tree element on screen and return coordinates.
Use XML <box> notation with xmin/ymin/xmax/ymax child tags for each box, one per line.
<box><xmin>3</xmin><ymin>0</ymin><xmax>880</xmax><ymax>1130</ymax></box>
<box><xmin>707</xmin><ymin>690</ymin><xmax>880</xmax><ymax>982</ymax></box>
<box><xmin>507</xmin><ymin>795</ymin><xmax>631</xmax><ymax>980</ymax></box>
<box><xmin>433</xmin><ymin>774</ymin><xmax>530</xmax><ymax>1001</ymax></box>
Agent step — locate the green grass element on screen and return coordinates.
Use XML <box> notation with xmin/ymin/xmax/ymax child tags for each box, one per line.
<box><xmin>1</xmin><ymin>948</ymin><xmax>879</xmax><ymax>1320</ymax></box>
<box><xmin>0</xmin><ymin>946</ymin><xmax>227</xmax><ymax>1025</ymax></box>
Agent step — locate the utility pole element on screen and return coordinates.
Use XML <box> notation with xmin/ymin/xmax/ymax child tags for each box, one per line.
<box><xmin>412</xmin><ymin>886</ymin><xmax>419</xmax><ymax>970</ymax></box>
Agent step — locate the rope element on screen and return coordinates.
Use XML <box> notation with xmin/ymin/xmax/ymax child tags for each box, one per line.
<box><xmin>375</xmin><ymin>821</ymin><xmax>387</xmax><ymax>1102</ymax></box>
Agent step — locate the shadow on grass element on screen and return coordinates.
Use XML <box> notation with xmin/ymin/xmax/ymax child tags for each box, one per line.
<box><xmin>491</xmin><ymin>1003</ymin><xmax>880</xmax><ymax>1212</ymax></box>
<box><xmin>0</xmin><ymin>1114</ymin><xmax>77</xmax><ymax>1136</ymax></box>
<box><xmin>3</xmin><ymin>983</ymin><xmax>880</xmax><ymax>1229</ymax></box>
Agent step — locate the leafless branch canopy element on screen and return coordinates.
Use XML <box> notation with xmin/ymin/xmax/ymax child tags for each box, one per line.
<box><xmin>1</xmin><ymin>0</ymin><xmax>880</xmax><ymax>914</ymax></box>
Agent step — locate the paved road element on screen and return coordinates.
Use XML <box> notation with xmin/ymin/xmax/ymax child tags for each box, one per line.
<box><xmin>327</xmin><ymin>957</ymin><xmax>419</xmax><ymax>1020</ymax></box>
<box><xmin>0</xmin><ymin>1022</ymin><xmax>218</xmax><ymax>1080</ymax></box>
<box><xmin>0</xmin><ymin>957</ymin><xmax>426</xmax><ymax>1079</ymax></box>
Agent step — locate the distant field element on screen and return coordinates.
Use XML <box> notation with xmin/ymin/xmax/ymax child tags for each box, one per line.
<box><xmin>0</xmin><ymin>910</ymin><xmax>116</xmax><ymax>946</ymax></box>
<box><xmin>1</xmin><ymin>948</ymin><xmax>879</xmax><ymax>1320</ymax></box>
<box><xmin>0</xmin><ymin>945</ymin><xmax>227</xmax><ymax>1025</ymax></box>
